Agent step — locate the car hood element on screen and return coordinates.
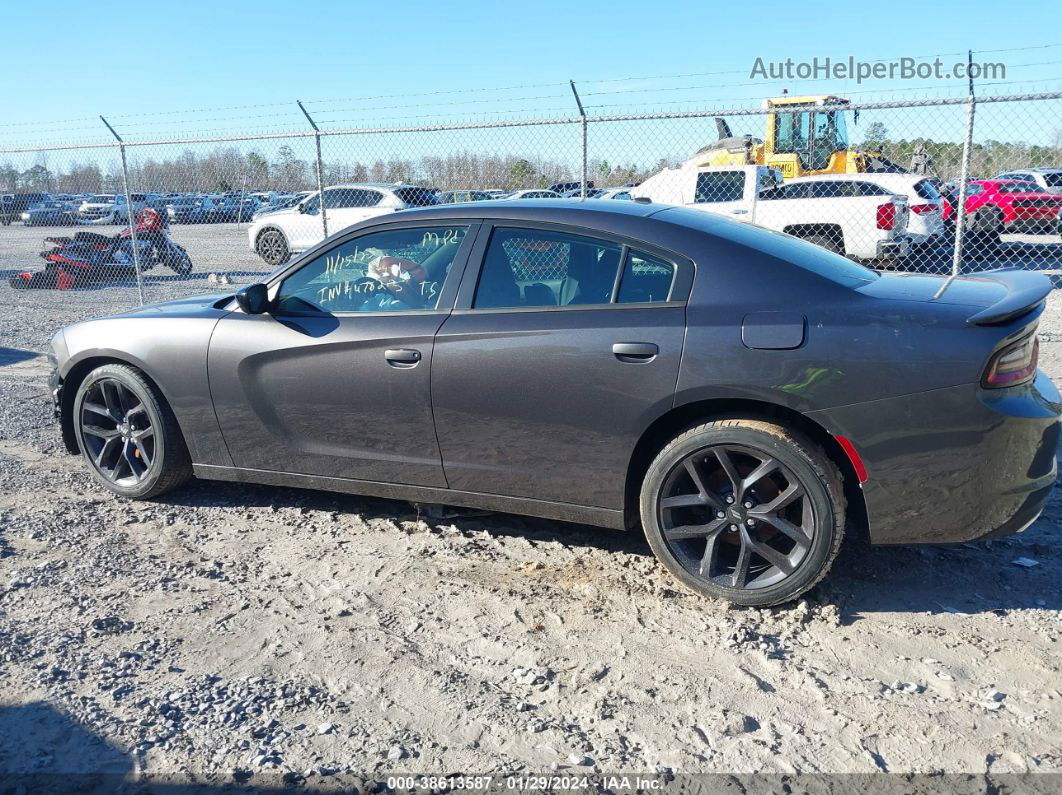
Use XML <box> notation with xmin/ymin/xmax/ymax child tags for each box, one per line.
<box><xmin>114</xmin><ymin>293</ymin><xmax>232</xmax><ymax>318</ymax></box>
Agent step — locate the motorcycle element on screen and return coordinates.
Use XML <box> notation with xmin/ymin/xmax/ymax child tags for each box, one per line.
<box><xmin>10</xmin><ymin>207</ymin><xmax>193</xmax><ymax>290</ymax></box>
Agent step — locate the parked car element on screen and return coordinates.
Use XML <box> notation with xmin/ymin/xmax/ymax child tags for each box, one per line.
<box><xmin>596</xmin><ymin>187</ymin><xmax>635</xmax><ymax>200</ymax></box>
<box><xmin>248</xmin><ymin>183</ymin><xmax>438</xmax><ymax>266</ymax></box>
<box><xmin>996</xmin><ymin>168</ymin><xmax>1062</xmax><ymax>195</ymax></box>
<box><xmin>251</xmin><ymin>194</ymin><xmax>301</xmax><ymax>221</ymax></box>
<box><xmin>506</xmin><ymin>189</ymin><xmax>562</xmax><ymax>200</ymax></box>
<box><xmin>560</xmin><ymin>188</ymin><xmax>604</xmax><ymax>198</ymax></box>
<box><xmin>785</xmin><ymin>173</ymin><xmax>944</xmax><ymax>247</ymax></box>
<box><xmin>20</xmin><ymin>199</ymin><xmax>76</xmax><ymax>226</ymax></box>
<box><xmin>480</xmin><ymin>189</ymin><xmax>510</xmax><ymax>199</ymax></box>
<box><xmin>48</xmin><ymin>201</ymin><xmax>1059</xmax><ymax>607</ymax></box>
<box><xmin>1</xmin><ymin>192</ymin><xmax>51</xmax><ymax>225</ymax></box>
<box><xmin>77</xmin><ymin>193</ymin><xmax>150</xmax><ymax>225</ymax></box>
<box><xmin>435</xmin><ymin>190</ymin><xmax>495</xmax><ymax>204</ymax></box>
<box><xmin>167</xmin><ymin>197</ymin><xmax>207</xmax><ymax>224</ymax></box>
<box><xmin>632</xmin><ymin>165</ymin><xmax>911</xmax><ymax>262</ymax></box>
<box><xmin>548</xmin><ymin>181</ymin><xmax>594</xmax><ymax>194</ymax></box>
<box><xmin>76</xmin><ymin>194</ymin><xmax>119</xmax><ymax>224</ymax></box>
<box><xmin>956</xmin><ymin>179</ymin><xmax>1062</xmax><ymax>235</ymax></box>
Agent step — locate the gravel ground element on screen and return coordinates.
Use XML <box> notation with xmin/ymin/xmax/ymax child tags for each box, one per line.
<box><xmin>1</xmin><ymin>224</ymin><xmax>1062</xmax><ymax>788</ymax></box>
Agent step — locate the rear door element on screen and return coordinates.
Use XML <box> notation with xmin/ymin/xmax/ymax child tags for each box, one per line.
<box><xmin>431</xmin><ymin>223</ymin><xmax>690</xmax><ymax>511</ymax></box>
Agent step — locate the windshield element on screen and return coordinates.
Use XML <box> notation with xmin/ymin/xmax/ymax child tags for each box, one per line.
<box><xmin>89</xmin><ymin>195</ymin><xmax>113</xmax><ymax>203</ymax></box>
<box><xmin>774</xmin><ymin>108</ymin><xmax>848</xmax><ymax>171</ymax></box>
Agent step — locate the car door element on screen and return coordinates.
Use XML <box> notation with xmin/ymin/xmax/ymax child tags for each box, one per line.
<box><xmin>432</xmin><ymin>223</ymin><xmax>690</xmax><ymax>511</ymax></box>
<box><xmin>208</xmin><ymin>221</ymin><xmax>478</xmax><ymax>487</ymax></box>
<box><xmin>689</xmin><ymin>169</ymin><xmax>753</xmax><ymax>219</ymax></box>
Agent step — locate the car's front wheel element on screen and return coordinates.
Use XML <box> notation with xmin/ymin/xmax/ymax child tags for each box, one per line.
<box><xmin>73</xmin><ymin>364</ymin><xmax>192</xmax><ymax>499</ymax></box>
<box><xmin>256</xmin><ymin>228</ymin><xmax>290</xmax><ymax>266</ymax></box>
<box><xmin>640</xmin><ymin>419</ymin><xmax>845</xmax><ymax>607</ymax></box>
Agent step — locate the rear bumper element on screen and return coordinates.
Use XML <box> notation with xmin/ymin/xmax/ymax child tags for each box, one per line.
<box><xmin>810</xmin><ymin>371</ymin><xmax>1060</xmax><ymax>544</ymax></box>
<box><xmin>876</xmin><ymin>236</ymin><xmax>911</xmax><ymax>260</ymax></box>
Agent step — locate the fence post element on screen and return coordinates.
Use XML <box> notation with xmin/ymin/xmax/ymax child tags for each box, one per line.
<box><xmin>100</xmin><ymin>116</ymin><xmax>145</xmax><ymax>306</ymax></box>
<box><xmin>948</xmin><ymin>51</ymin><xmax>977</xmax><ymax>280</ymax></box>
<box><xmin>298</xmin><ymin>101</ymin><xmax>328</xmax><ymax>239</ymax></box>
<box><xmin>570</xmin><ymin>81</ymin><xmax>588</xmax><ymax>200</ymax></box>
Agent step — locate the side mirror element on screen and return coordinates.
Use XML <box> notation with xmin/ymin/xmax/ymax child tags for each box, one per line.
<box><xmin>235</xmin><ymin>283</ymin><xmax>271</xmax><ymax>315</ymax></box>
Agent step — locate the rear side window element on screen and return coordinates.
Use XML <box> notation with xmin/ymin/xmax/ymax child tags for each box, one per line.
<box><xmin>394</xmin><ymin>187</ymin><xmax>438</xmax><ymax>206</ymax></box>
<box><xmin>1044</xmin><ymin>173</ymin><xmax>1062</xmax><ymax>188</ymax></box>
<box><xmin>473</xmin><ymin>228</ymin><xmax>624</xmax><ymax>309</ymax></box>
<box><xmin>616</xmin><ymin>250</ymin><xmax>675</xmax><ymax>304</ymax></box>
<box><xmin>762</xmin><ymin>182</ymin><xmax>809</xmax><ymax>200</ymax></box>
<box><xmin>913</xmin><ymin>179</ymin><xmax>941</xmax><ymax>200</ymax></box>
<box><xmin>695</xmin><ymin>171</ymin><xmax>745</xmax><ymax>203</ymax></box>
<box><xmin>324</xmin><ymin>188</ymin><xmax>381</xmax><ymax>209</ymax></box>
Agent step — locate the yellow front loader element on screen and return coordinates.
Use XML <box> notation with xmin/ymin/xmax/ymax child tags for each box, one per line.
<box><xmin>686</xmin><ymin>94</ymin><xmax>904</xmax><ymax>178</ymax></box>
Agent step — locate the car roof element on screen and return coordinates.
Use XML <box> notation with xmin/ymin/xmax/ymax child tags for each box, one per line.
<box><xmin>787</xmin><ymin>173</ymin><xmax>924</xmax><ymax>185</ymax></box>
<box><xmin>1001</xmin><ymin>167</ymin><xmax>1062</xmax><ymax>174</ymax></box>
<box><xmin>381</xmin><ymin>198</ymin><xmax>662</xmax><ymax>224</ymax></box>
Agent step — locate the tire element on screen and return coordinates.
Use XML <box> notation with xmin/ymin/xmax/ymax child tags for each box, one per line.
<box><xmin>966</xmin><ymin>210</ymin><xmax>1001</xmax><ymax>258</ymax></box>
<box><xmin>639</xmin><ymin>419</ymin><xmax>846</xmax><ymax>607</ymax></box>
<box><xmin>801</xmin><ymin>232</ymin><xmax>844</xmax><ymax>256</ymax></box>
<box><xmin>167</xmin><ymin>245</ymin><xmax>193</xmax><ymax>277</ymax></box>
<box><xmin>256</xmin><ymin>228</ymin><xmax>290</xmax><ymax>266</ymax></box>
<box><xmin>73</xmin><ymin>364</ymin><xmax>192</xmax><ymax>499</ymax></box>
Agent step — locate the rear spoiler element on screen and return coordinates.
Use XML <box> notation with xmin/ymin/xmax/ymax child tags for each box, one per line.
<box><xmin>962</xmin><ymin>269</ymin><xmax>1053</xmax><ymax>326</ymax></box>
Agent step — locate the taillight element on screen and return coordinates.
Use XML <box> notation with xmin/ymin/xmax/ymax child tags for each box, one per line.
<box><xmin>876</xmin><ymin>202</ymin><xmax>896</xmax><ymax>230</ymax></box>
<box><xmin>983</xmin><ymin>334</ymin><xmax>1039</xmax><ymax>388</ymax></box>
<box><xmin>910</xmin><ymin>203</ymin><xmax>937</xmax><ymax>215</ymax></box>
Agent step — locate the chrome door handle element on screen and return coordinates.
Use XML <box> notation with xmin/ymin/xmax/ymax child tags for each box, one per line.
<box><xmin>385</xmin><ymin>348</ymin><xmax>421</xmax><ymax>367</ymax></box>
<box><xmin>612</xmin><ymin>342</ymin><xmax>659</xmax><ymax>361</ymax></box>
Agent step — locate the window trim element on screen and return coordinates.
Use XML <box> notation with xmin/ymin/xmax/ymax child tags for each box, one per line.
<box><xmin>453</xmin><ymin>220</ymin><xmax>692</xmax><ymax>313</ymax></box>
<box><xmin>266</xmin><ymin>220</ymin><xmax>481</xmax><ymax>317</ymax></box>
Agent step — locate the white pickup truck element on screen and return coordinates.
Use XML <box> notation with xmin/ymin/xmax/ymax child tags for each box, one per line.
<box><xmin>631</xmin><ymin>165</ymin><xmax>911</xmax><ymax>262</ymax></box>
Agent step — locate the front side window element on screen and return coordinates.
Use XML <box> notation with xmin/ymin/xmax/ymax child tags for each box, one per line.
<box><xmin>276</xmin><ymin>225</ymin><xmax>468</xmax><ymax>314</ymax></box>
<box><xmin>473</xmin><ymin>228</ymin><xmax>624</xmax><ymax>309</ymax></box>
<box><xmin>695</xmin><ymin>171</ymin><xmax>745</xmax><ymax>203</ymax></box>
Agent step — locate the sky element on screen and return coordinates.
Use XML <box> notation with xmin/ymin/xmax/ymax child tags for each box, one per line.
<box><xmin>1</xmin><ymin>0</ymin><xmax>1060</xmax><ymax>171</ymax></box>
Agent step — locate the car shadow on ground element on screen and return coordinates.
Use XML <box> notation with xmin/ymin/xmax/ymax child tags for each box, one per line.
<box><xmin>0</xmin><ymin>701</ymin><xmax>359</xmax><ymax>792</ymax></box>
<box><xmin>0</xmin><ymin>347</ymin><xmax>39</xmax><ymax>366</ymax></box>
<box><xmin>0</xmin><ymin>701</ymin><xmax>132</xmax><ymax>785</ymax></box>
<box><xmin>160</xmin><ymin>478</ymin><xmax>1061</xmax><ymax>619</ymax></box>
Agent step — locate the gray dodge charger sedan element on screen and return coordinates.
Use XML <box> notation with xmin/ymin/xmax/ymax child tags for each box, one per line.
<box><xmin>48</xmin><ymin>200</ymin><xmax>1060</xmax><ymax>606</ymax></box>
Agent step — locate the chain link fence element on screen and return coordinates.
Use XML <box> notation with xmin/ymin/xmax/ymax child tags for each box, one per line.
<box><xmin>1</xmin><ymin>91</ymin><xmax>1060</xmax><ymax>320</ymax></box>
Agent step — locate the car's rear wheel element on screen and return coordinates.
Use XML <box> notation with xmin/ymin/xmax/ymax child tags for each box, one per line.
<box><xmin>73</xmin><ymin>364</ymin><xmax>192</xmax><ymax>499</ymax></box>
<box><xmin>256</xmin><ymin>229</ymin><xmax>290</xmax><ymax>266</ymax></box>
<box><xmin>640</xmin><ymin>419</ymin><xmax>845</xmax><ymax>607</ymax></box>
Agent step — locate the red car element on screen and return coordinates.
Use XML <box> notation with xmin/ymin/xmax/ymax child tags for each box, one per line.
<box><xmin>940</xmin><ymin>179</ymin><xmax>1062</xmax><ymax>231</ymax></box>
